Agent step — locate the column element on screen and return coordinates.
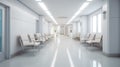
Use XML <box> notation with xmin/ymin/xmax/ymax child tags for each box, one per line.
<box><xmin>36</xmin><ymin>16</ymin><xmax>44</xmax><ymax>33</ymax></box>
<box><xmin>103</xmin><ymin>0</ymin><xmax>120</xmax><ymax>56</ymax></box>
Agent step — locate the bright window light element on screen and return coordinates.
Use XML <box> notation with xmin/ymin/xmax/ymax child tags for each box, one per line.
<box><xmin>92</xmin><ymin>16</ymin><xmax>97</xmax><ymax>33</ymax></box>
<box><xmin>98</xmin><ymin>14</ymin><xmax>102</xmax><ymax>33</ymax></box>
<box><xmin>67</xmin><ymin>2</ymin><xmax>90</xmax><ymax>24</ymax></box>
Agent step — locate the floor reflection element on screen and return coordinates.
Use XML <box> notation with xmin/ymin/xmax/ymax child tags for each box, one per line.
<box><xmin>0</xmin><ymin>36</ymin><xmax>120</xmax><ymax>67</ymax></box>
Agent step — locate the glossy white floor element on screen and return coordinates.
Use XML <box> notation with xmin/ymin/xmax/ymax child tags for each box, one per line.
<box><xmin>0</xmin><ymin>35</ymin><xmax>120</xmax><ymax>67</ymax></box>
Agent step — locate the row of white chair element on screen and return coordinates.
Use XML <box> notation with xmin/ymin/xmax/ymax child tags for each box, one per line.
<box><xmin>80</xmin><ymin>33</ymin><xmax>103</xmax><ymax>48</ymax></box>
<box><xmin>73</xmin><ymin>33</ymin><xmax>80</xmax><ymax>40</ymax></box>
<box><xmin>18</xmin><ymin>33</ymin><xmax>53</xmax><ymax>50</ymax></box>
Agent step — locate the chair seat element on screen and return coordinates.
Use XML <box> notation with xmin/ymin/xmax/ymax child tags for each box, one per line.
<box><xmin>81</xmin><ymin>38</ymin><xmax>88</xmax><ymax>41</ymax></box>
<box><xmin>24</xmin><ymin>42</ymin><xmax>34</xmax><ymax>46</ymax></box>
<box><xmin>86</xmin><ymin>40</ymin><xmax>100</xmax><ymax>44</ymax></box>
<box><xmin>34</xmin><ymin>42</ymin><xmax>40</xmax><ymax>46</ymax></box>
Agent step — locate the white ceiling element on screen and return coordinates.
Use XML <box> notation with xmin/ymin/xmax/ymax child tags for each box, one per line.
<box><xmin>43</xmin><ymin>0</ymin><xmax>85</xmax><ymax>24</ymax></box>
<box><xmin>10</xmin><ymin>0</ymin><xmax>104</xmax><ymax>24</ymax></box>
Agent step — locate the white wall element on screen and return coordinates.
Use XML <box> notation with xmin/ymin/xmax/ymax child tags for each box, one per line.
<box><xmin>1</xmin><ymin>0</ymin><xmax>39</xmax><ymax>56</ymax></box>
<box><xmin>72</xmin><ymin>22</ymin><xmax>77</xmax><ymax>37</ymax></box>
<box><xmin>80</xmin><ymin>16</ymin><xmax>88</xmax><ymax>36</ymax></box>
<box><xmin>37</xmin><ymin>16</ymin><xmax>52</xmax><ymax>35</ymax></box>
<box><xmin>10</xmin><ymin>5</ymin><xmax>38</xmax><ymax>56</ymax></box>
<box><xmin>102</xmin><ymin>1</ymin><xmax>109</xmax><ymax>54</ymax></box>
<box><xmin>67</xmin><ymin>25</ymin><xmax>72</xmax><ymax>37</ymax></box>
<box><xmin>48</xmin><ymin>23</ymin><xmax>53</xmax><ymax>34</ymax></box>
<box><xmin>37</xmin><ymin>16</ymin><xmax>44</xmax><ymax>33</ymax></box>
<box><xmin>42</xmin><ymin>19</ymin><xmax>49</xmax><ymax>34</ymax></box>
<box><xmin>68</xmin><ymin>16</ymin><xmax>88</xmax><ymax>38</ymax></box>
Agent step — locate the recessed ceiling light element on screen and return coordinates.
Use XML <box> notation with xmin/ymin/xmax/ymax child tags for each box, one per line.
<box><xmin>35</xmin><ymin>0</ymin><xmax>42</xmax><ymax>2</ymax></box>
<box><xmin>67</xmin><ymin>0</ymin><xmax>93</xmax><ymax>24</ymax></box>
<box><xmin>37</xmin><ymin>1</ymin><xmax>58</xmax><ymax>24</ymax></box>
<box><xmin>38</xmin><ymin>2</ymin><xmax>48</xmax><ymax>11</ymax></box>
<box><xmin>57</xmin><ymin>16</ymin><xmax>68</xmax><ymax>19</ymax></box>
<box><xmin>87</xmin><ymin>0</ymin><xmax>93</xmax><ymax>1</ymax></box>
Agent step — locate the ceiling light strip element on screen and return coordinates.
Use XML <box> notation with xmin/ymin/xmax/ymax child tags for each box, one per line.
<box><xmin>67</xmin><ymin>0</ymin><xmax>93</xmax><ymax>24</ymax></box>
<box><xmin>37</xmin><ymin>1</ymin><xmax>58</xmax><ymax>24</ymax></box>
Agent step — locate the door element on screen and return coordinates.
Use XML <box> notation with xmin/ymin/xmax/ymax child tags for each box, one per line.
<box><xmin>0</xmin><ymin>5</ymin><xmax>5</xmax><ymax>62</ymax></box>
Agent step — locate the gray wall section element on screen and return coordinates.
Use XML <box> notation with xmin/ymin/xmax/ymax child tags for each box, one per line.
<box><xmin>108</xmin><ymin>0</ymin><xmax>120</xmax><ymax>54</ymax></box>
<box><xmin>102</xmin><ymin>1</ymin><xmax>109</xmax><ymax>54</ymax></box>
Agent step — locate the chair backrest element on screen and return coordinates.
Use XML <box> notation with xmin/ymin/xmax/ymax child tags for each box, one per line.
<box><xmin>94</xmin><ymin>34</ymin><xmax>103</xmax><ymax>42</ymax></box>
<box><xmin>86</xmin><ymin>33</ymin><xmax>90</xmax><ymax>38</ymax></box>
<box><xmin>88</xmin><ymin>34</ymin><xmax>95</xmax><ymax>40</ymax></box>
<box><xmin>35</xmin><ymin>33</ymin><xmax>42</xmax><ymax>40</ymax></box>
<box><xmin>28</xmin><ymin>34</ymin><xmax>35</xmax><ymax>42</ymax></box>
<box><xmin>77</xmin><ymin>33</ymin><xmax>80</xmax><ymax>37</ymax></box>
<box><xmin>41</xmin><ymin>33</ymin><xmax>45</xmax><ymax>36</ymax></box>
<box><xmin>19</xmin><ymin>34</ymin><xmax>30</xmax><ymax>46</ymax></box>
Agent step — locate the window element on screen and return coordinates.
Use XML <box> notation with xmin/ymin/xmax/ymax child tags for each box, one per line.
<box><xmin>98</xmin><ymin>14</ymin><xmax>102</xmax><ymax>33</ymax></box>
<box><xmin>91</xmin><ymin>13</ymin><xmax>102</xmax><ymax>33</ymax></box>
<box><xmin>92</xmin><ymin>16</ymin><xmax>97</xmax><ymax>33</ymax></box>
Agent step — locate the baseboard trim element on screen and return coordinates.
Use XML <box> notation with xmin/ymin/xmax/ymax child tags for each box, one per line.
<box><xmin>103</xmin><ymin>52</ymin><xmax>120</xmax><ymax>57</ymax></box>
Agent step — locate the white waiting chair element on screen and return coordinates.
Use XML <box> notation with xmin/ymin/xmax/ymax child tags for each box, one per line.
<box><xmin>80</xmin><ymin>33</ymin><xmax>90</xmax><ymax>43</ymax></box>
<box><xmin>28</xmin><ymin>34</ymin><xmax>41</xmax><ymax>45</ymax></box>
<box><xmin>42</xmin><ymin>33</ymin><xmax>47</xmax><ymax>41</ymax></box>
<box><xmin>19</xmin><ymin>34</ymin><xmax>39</xmax><ymax>50</ymax></box>
<box><xmin>86</xmin><ymin>34</ymin><xmax>103</xmax><ymax>48</ymax></box>
<box><xmin>45</xmin><ymin>33</ymin><xmax>49</xmax><ymax>40</ymax></box>
<box><xmin>35</xmin><ymin>33</ymin><xmax>46</xmax><ymax>43</ymax></box>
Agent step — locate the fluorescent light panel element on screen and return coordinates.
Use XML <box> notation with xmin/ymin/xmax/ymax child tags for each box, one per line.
<box><xmin>37</xmin><ymin>1</ymin><xmax>58</xmax><ymax>24</ymax></box>
<box><xmin>38</xmin><ymin>2</ymin><xmax>48</xmax><ymax>11</ymax></box>
<box><xmin>67</xmin><ymin>1</ymin><xmax>93</xmax><ymax>24</ymax></box>
<box><xmin>87</xmin><ymin>0</ymin><xmax>93</xmax><ymax>1</ymax></box>
<box><xmin>35</xmin><ymin>0</ymin><xmax>42</xmax><ymax>2</ymax></box>
<box><xmin>45</xmin><ymin>11</ymin><xmax>57</xmax><ymax>24</ymax></box>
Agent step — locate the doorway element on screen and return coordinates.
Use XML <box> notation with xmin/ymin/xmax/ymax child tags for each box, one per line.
<box><xmin>0</xmin><ymin>3</ymin><xmax>10</xmax><ymax>62</ymax></box>
<box><xmin>0</xmin><ymin>4</ymin><xmax>5</xmax><ymax>62</ymax></box>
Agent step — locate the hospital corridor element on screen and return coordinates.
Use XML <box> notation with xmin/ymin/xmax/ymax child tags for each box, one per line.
<box><xmin>0</xmin><ymin>0</ymin><xmax>120</xmax><ymax>67</ymax></box>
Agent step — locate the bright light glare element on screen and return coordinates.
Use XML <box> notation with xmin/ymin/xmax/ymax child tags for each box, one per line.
<box><xmin>79</xmin><ymin>2</ymin><xmax>90</xmax><ymax>11</ymax></box>
<box><xmin>46</xmin><ymin>11</ymin><xmax>57</xmax><ymax>24</ymax></box>
<box><xmin>87</xmin><ymin>0</ymin><xmax>93</xmax><ymax>1</ymax></box>
<box><xmin>38</xmin><ymin>2</ymin><xmax>58</xmax><ymax>24</ymax></box>
<box><xmin>38</xmin><ymin>2</ymin><xmax>48</xmax><ymax>11</ymax></box>
<box><xmin>35</xmin><ymin>0</ymin><xmax>42</xmax><ymax>2</ymax></box>
<box><xmin>98</xmin><ymin>14</ymin><xmax>102</xmax><ymax>33</ymax></box>
<box><xmin>93</xmin><ymin>60</ymin><xmax>97</xmax><ymax>67</ymax></box>
<box><xmin>92</xmin><ymin>16</ymin><xmax>97</xmax><ymax>33</ymax></box>
<box><xmin>67</xmin><ymin>2</ymin><xmax>90</xmax><ymax>24</ymax></box>
<box><xmin>46</xmin><ymin>10</ymin><xmax>51</xmax><ymax>16</ymax></box>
